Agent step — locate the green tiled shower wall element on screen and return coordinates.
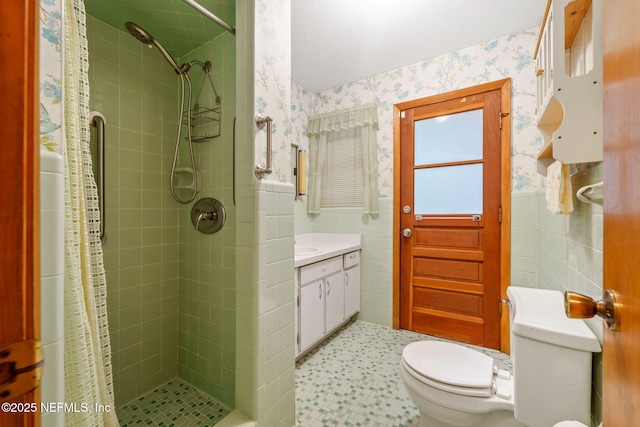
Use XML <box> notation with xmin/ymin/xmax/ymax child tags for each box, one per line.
<box><xmin>86</xmin><ymin>15</ymin><xmax>236</xmax><ymax>408</ymax></box>
<box><xmin>87</xmin><ymin>16</ymin><xmax>181</xmax><ymax>405</ymax></box>
<box><xmin>176</xmin><ymin>34</ymin><xmax>237</xmax><ymax>408</ymax></box>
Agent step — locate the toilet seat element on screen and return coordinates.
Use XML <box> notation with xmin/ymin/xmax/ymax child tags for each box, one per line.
<box><xmin>402</xmin><ymin>341</ymin><xmax>495</xmax><ymax>397</ymax></box>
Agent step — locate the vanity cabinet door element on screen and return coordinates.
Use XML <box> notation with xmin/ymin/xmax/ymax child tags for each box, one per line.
<box><xmin>344</xmin><ymin>265</ymin><xmax>360</xmax><ymax>318</ymax></box>
<box><xmin>299</xmin><ymin>279</ymin><xmax>324</xmax><ymax>352</ymax></box>
<box><xmin>324</xmin><ymin>271</ymin><xmax>345</xmax><ymax>333</ymax></box>
<box><xmin>294</xmin><ymin>270</ymin><xmax>299</xmax><ymax>357</ymax></box>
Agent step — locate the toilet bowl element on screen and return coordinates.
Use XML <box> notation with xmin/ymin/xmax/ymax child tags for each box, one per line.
<box><xmin>400</xmin><ymin>287</ymin><xmax>602</xmax><ymax>427</ymax></box>
<box><xmin>400</xmin><ymin>341</ymin><xmax>521</xmax><ymax>427</ymax></box>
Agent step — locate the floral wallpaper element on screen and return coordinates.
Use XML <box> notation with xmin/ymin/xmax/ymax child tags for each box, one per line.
<box><xmin>40</xmin><ymin>0</ymin><xmax>63</xmax><ymax>154</ymax></box>
<box><xmin>254</xmin><ymin>0</ymin><xmax>292</xmax><ymax>182</ymax></box>
<box><xmin>289</xmin><ymin>28</ymin><xmax>543</xmax><ymax>195</ymax></box>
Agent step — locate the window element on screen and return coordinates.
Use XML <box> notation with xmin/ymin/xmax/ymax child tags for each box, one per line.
<box><xmin>321</xmin><ymin>127</ymin><xmax>364</xmax><ymax>207</ymax></box>
<box><xmin>307</xmin><ymin>104</ymin><xmax>379</xmax><ymax>215</ymax></box>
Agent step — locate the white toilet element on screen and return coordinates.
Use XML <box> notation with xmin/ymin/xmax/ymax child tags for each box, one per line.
<box><xmin>400</xmin><ymin>286</ymin><xmax>602</xmax><ymax>427</ymax></box>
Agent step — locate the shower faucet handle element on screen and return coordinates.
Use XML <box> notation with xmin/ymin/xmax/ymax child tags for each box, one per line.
<box><xmin>195</xmin><ymin>210</ymin><xmax>218</xmax><ymax>230</ymax></box>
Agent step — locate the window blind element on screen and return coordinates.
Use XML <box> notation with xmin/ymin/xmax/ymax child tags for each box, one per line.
<box><xmin>320</xmin><ymin>127</ymin><xmax>364</xmax><ymax>207</ymax></box>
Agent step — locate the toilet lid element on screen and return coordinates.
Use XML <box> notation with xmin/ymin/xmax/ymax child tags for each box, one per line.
<box><xmin>402</xmin><ymin>341</ymin><xmax>495</xmax><ymax>390</ymax></box>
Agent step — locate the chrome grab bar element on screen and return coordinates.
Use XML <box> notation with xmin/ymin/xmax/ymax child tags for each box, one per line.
<box><xmin>89</xmin><ymin>111</ymin><xmax>107</xmax><ymax>244</ymax></box>
<box><xmin>255</xmin><ymin>115</ymin><xmax>273</xmax><ymax>180</ymax></box>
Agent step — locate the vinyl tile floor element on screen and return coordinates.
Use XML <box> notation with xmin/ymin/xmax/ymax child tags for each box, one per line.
<box><xmin>117</xmin><ymin>379</ymin><xmax>230</xmax><ymax>426</ymax></box>
<box><xmin>295</xmin><ymin>320</ymin><xmax>512</xmax><ymax>427</ymax></box>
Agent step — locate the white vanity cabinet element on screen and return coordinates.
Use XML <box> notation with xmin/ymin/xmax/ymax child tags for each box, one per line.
<box><xmin>295</xmin><ymin>249</ymin><xmax>361</xmax><ymax>358</ymax></box>
<box><xmin>298</xmin><ymin>256</ymin><xmax>342</xmax><ymax>355</ymax></box>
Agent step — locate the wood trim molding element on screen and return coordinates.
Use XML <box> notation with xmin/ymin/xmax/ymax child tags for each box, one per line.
<box><xmin>499</xmin><ymin>79</ymin><xmax>512</xmax><ymax>354</ymax></box>
<box><xmin>0</xmin><ymin>0</ymin><xmax>41</xmax><ymax>424</ymax></box>
<box><xmin>392</xmin><ymin>105</ymin><xmax>402</xmax><ymax>328</ymax></box>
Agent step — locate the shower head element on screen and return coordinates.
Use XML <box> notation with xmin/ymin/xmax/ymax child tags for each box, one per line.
<box><xmin>125</xmin><ymin>22</ymin><xmax>187</xmax><ymax>74</ymax></box>
<box><xmin>125</xmin><ymin>21</ymin><xmax>153</xmax><ymax>44</ymax></box>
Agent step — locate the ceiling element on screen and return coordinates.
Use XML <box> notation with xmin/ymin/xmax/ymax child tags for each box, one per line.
<box><xmin>85</xmin><ymin>0</ymin><xmax>545</xmax><ymax>92</ymax></box>
<box><xmin>292</xmin><ymin>0</ymin><xmax>546</xmax><ymax>91</ymax></box>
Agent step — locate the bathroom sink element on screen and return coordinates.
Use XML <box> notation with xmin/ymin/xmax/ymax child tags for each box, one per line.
<box><xmin>295</xmin><ymin>245</ymin><xmax>321</xmax><ymax>255</ymax></box>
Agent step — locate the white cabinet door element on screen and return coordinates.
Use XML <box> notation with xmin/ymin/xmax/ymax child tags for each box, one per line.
<box><xmin>294</xmin><ymin>270</ymin><xmax>299</xmax><ymax>358</ymax></box>
<box><xmin>344</xmin><ymin>265</ymin><xmax>360</xmax><ymax>318</ymax></box>
<box><xmin>324</xmin><ymin>271</ymin><xmax>345</xmax><ymax>333</ymax></box>
<box><xmin>300</xmin><ymin>279</ymin><xmax>324</xmax><ymax>352</ymax></box>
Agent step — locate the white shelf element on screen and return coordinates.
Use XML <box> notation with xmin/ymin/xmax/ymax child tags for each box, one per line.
<box><xmin>534</xmin><ymin>0</ymin><xmax>603</xmax><ymax>175</ymax></box>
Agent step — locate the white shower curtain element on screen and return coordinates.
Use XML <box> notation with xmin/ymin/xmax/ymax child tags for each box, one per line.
<box><xmin>63</xmin><ymin>0</ymin><xmax>118</xmax><ymax>425</ymax></box>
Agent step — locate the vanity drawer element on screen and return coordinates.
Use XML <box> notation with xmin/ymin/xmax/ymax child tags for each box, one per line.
<box><xmin>343</xmin><ymin>250</ymin><xmax>360</xmax><ymax>269</ymax></box>
<box><xmin>300</xmin><ymin>256</ymin><xmax>342</xmax><ymax>285</ymax></box>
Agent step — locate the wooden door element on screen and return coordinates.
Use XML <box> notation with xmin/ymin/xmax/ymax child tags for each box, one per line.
<box><xmin>0</xmin><ymin>0</ymin><xmax>41</xmax><ymax>425</ymax></box>
<box><xmin>602</xmin><ymin>0</ymin><xmax>640</xmax><ymax>424</ymax></box>
<box><xmin>396</xmin><ymin>83</ymin><xmax>509</xmax><ymax>350</ymax></box>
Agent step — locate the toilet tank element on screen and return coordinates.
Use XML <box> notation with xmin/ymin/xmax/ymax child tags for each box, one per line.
<box><xmin>507</xmin><ymin>287</ymin><xmax>601</xmax><ymax>427</ymax></box>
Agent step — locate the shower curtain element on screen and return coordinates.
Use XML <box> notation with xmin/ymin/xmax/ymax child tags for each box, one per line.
<box><xmin>63</xmin><ymin>0</ymin><xmax>118</xmax><ymax>425</ymax></box>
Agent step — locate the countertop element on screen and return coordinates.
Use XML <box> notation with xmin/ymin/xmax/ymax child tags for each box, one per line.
<box><xmin>294</xmin><ymin>233</ymin><xmax>361</xmax><ymax>268</ymax></box>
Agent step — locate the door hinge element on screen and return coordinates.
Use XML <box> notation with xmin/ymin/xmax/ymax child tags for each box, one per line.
<box><xmin>0</xmin><ymin>339</ymin><xmax>44</xmax><ymax>402</ymax></box>
<box><xmin>296</xmin><ymin>333</ymin><xmax>300</xmax><ymax>345</ymax></box>
<box><xmin>499</xmin><ymin>112</ymin><xmax>510</xmax><ymax>129</ymax></box>
<box><xmin>297</xmin><ymin>295</ymin><xmax>300</xmax><ymax>307</ymax></box>
<box><xmin>498</xmin><ymin>205</ymin><xmax>503</xmax><ymax>223</ymax></box>
<box><xmin>400</xmin><ymin>111</ymin><xmax>406</xmax><ymax>119</ymax></box>
<box><xmin>499</xmin><ymin>298</ymin><xmax>511</xmax><ymax>316</ymax></box>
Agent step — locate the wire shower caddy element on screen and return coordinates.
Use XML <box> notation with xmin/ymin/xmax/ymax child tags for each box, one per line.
<box><xmin>182</xmin><ymin>60</ymin><xmax>221</xmax><ymax>142</ymax></box>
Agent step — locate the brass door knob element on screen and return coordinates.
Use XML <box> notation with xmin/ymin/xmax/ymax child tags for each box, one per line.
<box><xmin>564</xmin><ymin>290</ymin><xmax>619</xmax><ymax>331</ymax></box>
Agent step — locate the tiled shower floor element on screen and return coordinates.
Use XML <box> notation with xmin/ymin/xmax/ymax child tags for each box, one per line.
<box><xmin>295</xmin><ymin>320</ymin><xmax>512</xmax><ymax>427</ymax></box>
<box><xmin>117</xmin><ymin>379</ymin><xmax>230</xmax><ymax>426</ymax></box>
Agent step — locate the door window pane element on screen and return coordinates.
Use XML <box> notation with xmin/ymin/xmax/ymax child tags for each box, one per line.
<box><xmin>414</xmin><ymin>164</ymin><xmax>483</xmax><ymax>214</ymax></box>
<box><xmin>414</xmin><ymin>109</ymin><xmax>483</xmax><ymax>165</ymax></box>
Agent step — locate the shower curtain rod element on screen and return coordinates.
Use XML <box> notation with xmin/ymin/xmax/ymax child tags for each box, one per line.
<box><xmin>182</xmin><ymin>0</ymin><xmax>236</xmax><ymax>35</ymax></box>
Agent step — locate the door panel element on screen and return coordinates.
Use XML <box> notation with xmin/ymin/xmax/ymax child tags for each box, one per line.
<box><xmin>398</xmin><ymin>87</ymin><xmax>503</xmax><ymax>349</ymax></box>
<box><xmin>602</xmin><ymin>0</ymin><xmax>640</xmax><ymax>424</ymax></box>
<box><xmin>344</xmin><ymin>266</ymin><xmax>360</xmax><ymax>318</ymax></box>
<box><xmin>413</xmin><ymin>288</ymin><xmax>482</xmax><ymax>317</ymax></box>
<box><xmin>299</xmin><ymin>280</ymin><xmax>324</xmax><ymax>352</ymax></box>
<box><xmin>1</xmin><ymin>0</ymin><xmax>41</xmax><ymax>424</ymax></box>
<box><xmin>411</xmin><ymin>311</ymin><xmax>484</xmax><ymax>344</ymax></box>
<box><xmin>414</xmin><ymin>257</ymin><xmax>482</xmax><ymax>282</ymax></box>
<box><xmin>414</xmin><ymin>227</ymin><xmax>481</xmax><ymax>248</ymax></box>
<box><xmin>325</xmin><ymin>271</ymin><xmax>345</xmax><ymax>332</ymax></box>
